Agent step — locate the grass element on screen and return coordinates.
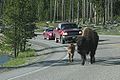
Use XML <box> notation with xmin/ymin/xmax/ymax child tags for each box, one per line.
<box><xmin>36</xmin><ymin>21</ymin><xmax>48</xmax><ymax>28</ymax></box>
<box><xmin>96</xmin><ymin>25</ymin><xmax>120</xmax><ymax>35</ymax></box>
<box><xmin>3</xmin><ymin>58</ymin><xmax>26</xmax><ymax>67</ymax></box>
<box><xmin>18</xmin><ymin>49</ymin><xmax>35</xmax><ymax>58</ymax></box>
<box><xmin>2</xmin><ymin>48</ymin><xmax>35</xmax><ymax>67</ymax></box>
<box><xmin>35</xmin><ymin>21</ymin><xmax>57</xmax><ymax>32</ymax></box>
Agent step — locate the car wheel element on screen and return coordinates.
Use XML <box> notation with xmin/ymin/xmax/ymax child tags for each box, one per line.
<box><xmin>47</xmin><ymin>37</ymin><xmax>50</xmax><ymax>40</ymax></box>
<box><xmin>44</xmin><ymin>37</ymin><xmax>46</xmax><ymax>39</ymax></box>
<box><xmin>55</xmin><ymin>38</ymin><xmax>59</xmax><ymax>43</ymax></box>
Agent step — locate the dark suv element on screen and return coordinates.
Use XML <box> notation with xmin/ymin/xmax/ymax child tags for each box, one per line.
<box><xmin>53</xmin><ymin>22</ymin><xmax>82</xmax><ymax>44</ymax></box>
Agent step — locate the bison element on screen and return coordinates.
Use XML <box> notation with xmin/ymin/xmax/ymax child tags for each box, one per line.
<box><xmin>77</xmin><ymin>27</ymin><xmax>99</xmax><ymax>65</ymax></box>
<box><xmin>66</xmin><ymin>43</ymin><xmax>75</xmax><ymax>62</ymax></box>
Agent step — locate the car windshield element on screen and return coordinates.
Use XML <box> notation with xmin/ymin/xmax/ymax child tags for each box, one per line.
<box><xmin>46</xmin><ymin>29</ymin><xmax>53</xmax><ymax>32</ymax></box>
<box><xmin>61</xmin><ymin>24</ymin><xmax>78</xmax><ymax>30</ymax></box>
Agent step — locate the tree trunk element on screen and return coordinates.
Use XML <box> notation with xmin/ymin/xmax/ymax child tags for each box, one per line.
<box><xmin>86</xmin><ymin>0</ymin><xmax>89</xmax><ymax>21</ymax></box>
<box><xmin>103</xmin><ymin>0</ymin><xmax>106</xmax><ymax>25</ymax></box>
<box><xmin>71</xmin><ymin>0</ymin><xmax>74</xmax><ymax>22</ymax></box>
<box><xmin>94</xmin><ymin>8</ymin><xmax>97</xmax><ymax>25</ymax></box>
<box><xmin>23</xmin><ymin>40</ymin><xmax>26</xmax><ymax>51</ymax></box>
<box><xmin>56</xmin><ymin>0</ymin><xmax>59</xmax><ymax>21</ymax></box>
<box><xmin>110</xmin><ymin>0</ymin><xmax>113</xmax><ymax>22</ymax></box>
<box><xmin>108</xmin><ymin>0</ymin><xmax>110</xmax><ymax>21</ymax></box>
<box><xmin>14</xmin><ymin>24</ymin><xmax>17</xmax><ymax>58</ymax></box>
<box><xmin>89</xmin><ymin>2</ymin><xmax>92</xmax><ymax>23</ymax></box>
<box><xmin>69</xmin><ymin>0</ymin><xmax>72</xmax><ymax>22</ymax></box>
<box><xmin>50</xmin><ymin>0</ymin><xmax>53</xmax><ymax>22</ymax></box>
<box><xmin>82</xmin><ymin>0</ymin><xmax>86</xmax><ymax>24</ymax></box>
<box><xmin>53</xmin><ymin>0</ymin><xmax>57</xmax><ymax>23</ymax></box>
<box><xmin>77</xmin><ymin>0</ymin><xmax>80</xmax><ymax>24</ymax></box>
<box><xmin>0</xmin><ymin>0</ymin><xmax>3</xmax><ymax>16</ymax></box>
<box><xmin>105</xmin><ymin>0</ymin><xmax>108</xmax><ymax>23</ymax></box>
<box><xmin>62</xmin><ymin>0</ymin><xmax>65</xmax><ymax>21</ymax></box>
<box><xmin>20</xmin><ymin>42</ymin><xmax>23</xmax><ymax>51</ymax></box>
<box><xmin>37</xmin><ymin>0</ymin><xmax>40</xmax><ymax>21</ymax></box>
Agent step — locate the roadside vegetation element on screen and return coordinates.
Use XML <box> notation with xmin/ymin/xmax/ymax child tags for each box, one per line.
<box><xmin>35</xmin><ymin>21</ymin><xmax>120</xmax><ymax>36</ymax></box>
<box><xmin>2</xmin><ymin>48</ymin><xmax>35</xmax><ymax>67</ymax></box>
<box><xmin>96</xmin><ymin>25</ymin><xmax>120</xmax><ymax>35</ymax></box>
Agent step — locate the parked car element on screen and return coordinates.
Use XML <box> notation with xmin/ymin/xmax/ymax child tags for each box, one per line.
<box><xmin>43</xmin><ymin>27</ymin><xmax>55</xmax><ymax>40</ymax></box>
<box><xmin>53</xmin><ymin>22</ymin><xmax>82</xmax><ymax>44</ymax></box>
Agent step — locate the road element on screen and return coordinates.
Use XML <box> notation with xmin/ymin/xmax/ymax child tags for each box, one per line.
<box><xmin>0</xmin><ymin>34</ymin><xmax>120</xmax><ymax>80</ymax></box>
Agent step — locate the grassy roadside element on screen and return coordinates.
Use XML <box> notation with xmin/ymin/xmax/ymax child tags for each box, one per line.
<box><xmin>35</xmin><ymin>21</ymin><xmax>58</xmax><ymax>32</ymax></box>
<box><xmin>35</xmin><ymin>21</ymin><xmax>120</xmax><ymax>35</ymax></box>
<box><xmin>2</xmin><ymin>49</ymin><xmax>35</xmax><ymax>67</ymax></box>
<box><xmin>95</xmin><ymin>25</ymin><xmax>120</xmax><ymax>35</ymax></box>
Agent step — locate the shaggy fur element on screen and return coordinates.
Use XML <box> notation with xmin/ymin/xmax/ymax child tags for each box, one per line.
<box><xmin>77</xmin><ymin>27</ymin><xmax>99</xmax><ymax>65</ymax></box>
<box><xmin>67</xmin><ymin>43</ymin><xmax>75</xmax><ymax>62</ymax></box>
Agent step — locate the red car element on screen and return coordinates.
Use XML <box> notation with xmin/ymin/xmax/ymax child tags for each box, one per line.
<box><xmin>53</xmin><ymin>22</ymin><xmax>82</xmax><ymax>44</ymax></box>
<box><xmin>43</xmin><ymin>28</ymin><xmax>55</xmax><ymax>40</ymax></box>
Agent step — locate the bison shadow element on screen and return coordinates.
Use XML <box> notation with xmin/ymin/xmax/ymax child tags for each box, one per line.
<box><xmin>1</xmin><ymin>56</ymin><xmax>120</xmax><ymax>71</ymax></box>
<box><xmin>95</xmin><ymin>56</ymin><xmax>120</xmax><ymax>66</ymax></box>
<box><xmin>1</xmin><ymin>39</ymin><xmax>120</xmax><ymax>70</ymax></box>
<box><xmin>0</xmin><ymin>59</ymin><xmax>81</xmax><ymax>70</ymax></box>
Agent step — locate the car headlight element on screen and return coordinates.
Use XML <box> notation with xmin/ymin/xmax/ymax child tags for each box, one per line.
<box><xmin>49</xmin><ymin>33</ymin><xmax>52</xmax><ymax>36</ymax></box>
<box><xmin>79</xmin><ymin>31</ymin><xmax>82</xmax><ymax>34</ymax></box>
<box><xmin>63</xmin><ymin>32</ymin><xmax>68</xmax><ymax>35</ymax></box>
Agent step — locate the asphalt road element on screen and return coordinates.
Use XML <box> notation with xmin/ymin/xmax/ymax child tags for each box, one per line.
<box><xmin>0</xmin><ymin>34</ymin><xmax>120</xmax><ymax>80</ymax></box>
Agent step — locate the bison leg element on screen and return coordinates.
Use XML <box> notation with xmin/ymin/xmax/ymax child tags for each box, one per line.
<box><xmin>68</xmin><ymin>53</ymin><xmax>73</xmax><ymax>62</ymax></box>
<box><xmin>81</xmin><ymin>54</ymin><xmax>86</xmax><ymax>65</ymax></box>
<box><xmin>90</xmin><ymin>51</ymin><xmax>95</xmax><ymax>64</ymax></box>
<box><xmin>70</xmin><ymin>54</ymin><xmax>74</xmax><ymax>62</ymax></box>
<box><xmin>71</xmin><ymin>53</ymin><xmax>74</xmax><ymax>62</ymax></box>
<box><xmin>68</xmin><ymin>53</ymin><xmax>71</xmax><ymax>62</ymax></box>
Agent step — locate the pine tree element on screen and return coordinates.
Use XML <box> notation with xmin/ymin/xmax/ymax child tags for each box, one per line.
<box><xmin>2</xmin><ymin>0</ymin><xmax>37</xmax><ymax>57</ymax></box>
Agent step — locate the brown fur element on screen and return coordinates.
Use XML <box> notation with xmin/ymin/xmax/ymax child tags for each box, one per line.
<box><xmin>82</xmin><ymin>27</ymin><xmax>95</xmax><ymax>44</ymax></box>
<box><xmin>77</xmin><ymin>27</ymin><xmax>99</xmax><ymax>65</ymax></box>
<box><xmin>67</xmin><ymin>43</ymin><xmax>75</xmax><ymax>62</ymax></box>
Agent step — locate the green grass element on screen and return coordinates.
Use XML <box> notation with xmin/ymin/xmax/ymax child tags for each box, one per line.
<box><xmin>95</xmin><ymin>24</ymin><xmax>120</xmax><ymax>35</ymax></box>
<box><xmin>98</xmin><ymin>30</ymin><xmax>120</xmax><ymax>35</ymax></box>
<box><xmin>35</xmin><ymin>21</ymin><xmax>56</xmax><ymax>32</ymax></box>
<box><xmin>3</xmin><ymin>49</ymin><xmax>35</xmax><ymax>67</ymax></box>
<box><xmin>18</xmin><ymin>49</ymin><xmax>35</xmax><ymax>58</ymax></box>
<box><xmin>3</xmin><ymin>58</ymin><xmax>26</xmax><ymax>67</ymax></box>
<box><xmin>36</xmin><ymin>21</ymin><xmax>58</xmax><ymax>28</ymax></box>
<box><xmin>36</xmin><ymin>21</ymin><xmax>48</xmax><ymax>27</ymax></box>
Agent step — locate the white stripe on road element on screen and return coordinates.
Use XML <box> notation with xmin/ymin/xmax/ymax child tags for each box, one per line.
<box><xmin>7</xmin><ymin>55</ymin><xmax>68</xmax><ymax>80</ymax></box>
